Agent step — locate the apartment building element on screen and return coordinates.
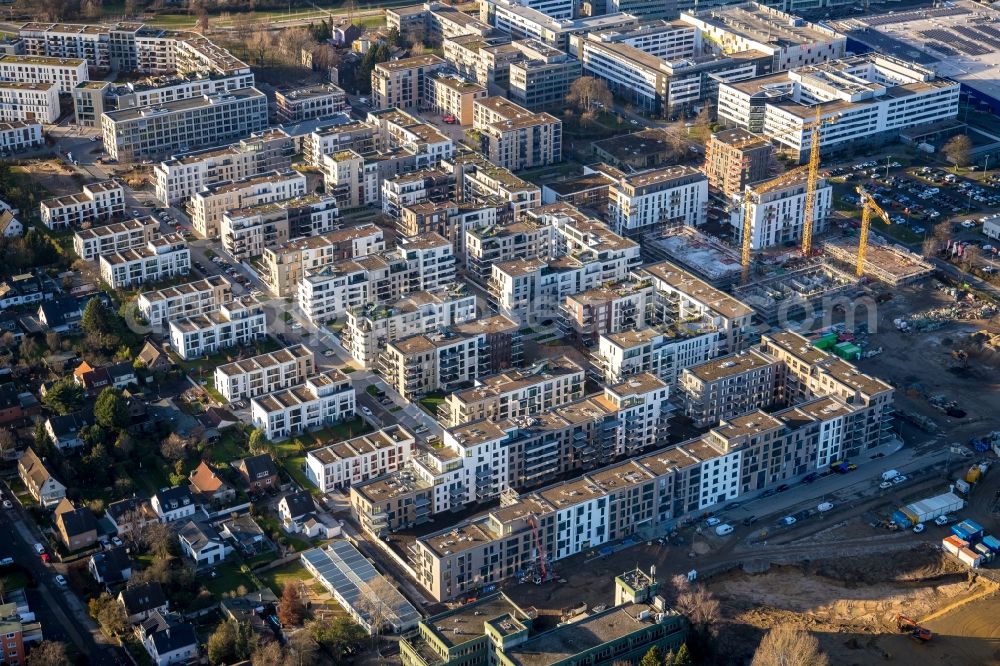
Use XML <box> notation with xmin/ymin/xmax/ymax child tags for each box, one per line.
<box><xmin>275</xmin><ymin>84</ymin><xmax>347</xmax><ymax>123</ymax></box>
<box><xmin>304</xmin><ymin>120</ymin><xmax>376</xmax><ymax>168</ymax></box>
<box><xmin>717</xmin><ymin>55</ymin><xmax>960</xmax><ymax>159</ymax></box>
<box><xmin>379</xmin><ymin>315</ymin><xmax>520</xmax><ymax>401</ymax></box>
<box><xmin>472</xmin><ymin>96</ymin><xmax>562</xmax><ymax>171</ymax></box>
<box><xmin>0</xmin><ymin>82</ymin><xmax>59</xmax><ymax>123</ymax></box>
<box><xmin>439</xmin><ymin>356</ymin><xmax>585</xmax><ymax>427</ymax></box>
<box><xmin>442</xmin><ymin>152</ymin><xmax>541</xmax><ymax>216</ymax></box>
<box><xmin>0</xmin><ymin>120</ymin><xmax>42</xmax><ymax>151</ymax></box>
<box><xmin>592</xmin><ymin>325</ymin><xmax>723</xmax><ymax>389</ymax></box>
<box><xmin>136</xmin><ymin>275</ymin><xmax>231</xmax><ymax>330</ymax></box>
<box><xmin>188</xmin><ymin>169</ymin><xmax>306</xmax><ymax>240</ymax></box>
<box><xmin>425</xmin><ymin>72</ymin><xmax>486</xmax><ymax>126</ymax></box>
<box><xmin>0</xmin><ymin>602</ymin><xmax>32</xmax><ymax>666</ymax></box>
<box><xmin>679</xmin><ymin>348</ymin><xmax>779</xmax><ymax>427</ymax></box>
<box><xmin>249</xmin><ymin>369</ymin><xmax>356</xmax><ymax>440</ymax></box>
<box><xmin>680</xmin><ymin>3</ymin><xmax>846</xmax><ymax>72</ymax></box>
<box><xmin>387</xmin><ymin>3</ymin><xmax>492</xmax><ymax>42</ymax></box>
<box><xmin>73</xmin><ymin>216</ymin><xmax>159</xmax><ymax>261</ymax></box>
<box><xmin>214</xmin><ymin>344</ymin><xmax>315</xmax><ymax>402</ymax></box>
<box><xmin>153</xmin><ymin>128</ymin><xmax>294</xmax><ymax>205</ymax></box>
<box><xmin>41</xmin><ymin>181</ymin><xmax>124</xmax><ymax>230</ymax></box>
<box><xmin>703</xmin><ymin>128</ymin><xmax>771</xmax><ymax>198</ymax></box>
<box><xmin>607</xmin><ymin>165</ymin><xmax>708</xmax><ymax>235</ymax></box>
<box><xmin>98</xmin><ymin>234</ymin><xmax>190</xmax><ymax>289</ymax></box>
<box><xmin>441</xmin><ymin>34</ymin><xmax>512</xmax><ymax>85</ymax></box>
<box><xmin>261</xmin><ymin>224</ymin><xmax>385</xmax><ymax>297</ymax></box>
<box><xmin>305</xmin><ymin>425</ymin><xmax>415</xmax><ymax>492</ymax></box>
<box><xmin>381</xmin><ymin>168</ymin><xmax>454</xmax><ymax>219</ymax></box>
<box><xmin>485</xmin><ymin>0</ymin><xmax>639</xmax><ymax>51</ymax></box>
<box><xmin>0</xmin><ymin>54</ymin><xmax>87</xmax><ymax>93</ymax></box>
<box><xmin>342</xmin><ymin>284</ymin><xmax>476</xmax><ymax>368</ymax></box>
<box><xmin>368</xmin><ymin>108</ymin><xmax>455</xmax><ymax>168</ymax></box>
<box><xmin>735</xmin><ymin>173</ymin><xmax>832</xmax><ymax>250</ymax></box>
<box><xmin>561</xmin><ymin>276</ymin><xmax>656</xmax><ymax>344</ymax></box>
<box><xmin>465</xmin><ymin>217</ymin><xmax>550</xmax><ymax>283</ymax></box>
<box><xmin>400</xmin><ymin>199</ymin><xmax>504</xmax><ymax>260</ymax></box>
<box><xmin>101</xmin><ymin>87</ymin><xmax>268</xmax><ymax>162</ymax></box>
<box><xmin>221</xmin><ymin>193</ymin><xmax>339</xmax><ymax>261</ymax></box>
<box><xmin>168</xmin><ymin>296</ymin><xmax>266</xmax><ymax>360</ymax></box>
<box><xmin>506</xmin><ymin>39</ymin><xmax>581</xmax><ymax>111</ymax></box>
<box><xmin>371</xmin><ymin>55</ymin><xmax>447</xmax><ymax>112</ymax></box>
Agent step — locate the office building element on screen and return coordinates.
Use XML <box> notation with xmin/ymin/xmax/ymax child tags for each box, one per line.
<box><xmin>261</xmin><ymin>224</ymin><xmax>385</xmax><ymax>297</ymax></box>
<box><xmin>305</xmin><ymin>425</ymin><xmax>415</xmax><ymax>492</ymax></box>
<box><xmin>188</xmin><ymin>169</ymin><xmax>306</xmax><ymax>240</ymax></box>
<box><xmin>0</xmin><ymin>81</ymin><xmax>59</xmax><ymax>123</ymax></box>
<box><xmin>425</xmin><ymin>72</ymin><xmax>487</xmax><ymax>126</ymax></box>
<box><xmin>98</xmin><ymin>234</ymin><xmax>190</xmax><ymax>289</ymax></box>
<box><xmin>101</xmin><ymin>87</ymin><xmax>268</xmax><ymax>162</ymax></box>
<box><xmin>486</xmin><ymin>1</ymin><xmax>639</xmax><ymax>52</ymax></box>
<box><xmin>136</xmin><ymin>275</ymin><xmax>231</xmax><ymax>330</ymax></box>
<box><xmin>250</xmin><ymin>369</ymin><xmax>356</xmax><ymax>440</ymax></box>
<box><xmin>473</xmin><ymin>97</ymin><xmax>562</xmax><ymax>170</ymax></box>
<box><xmin>221</xmin><ymin>193</ymin><xmax>339</xmax><ymax>261</ymax></box>
<box><xmin>507</xmin><ymin>39</ymin><xmax>582</xmax><ymax>111</ymax></box>
<box><xmin>275</xmin><ymin>84</ymin><xmax>347</xmax><ymax>123</ymax></box>
<box><xmin>371</xmin><ymin>55</ymin><xmax>447</xmax><ymax>112</ymax></box>
<box><xmin>214</xmin><ymin>344</ymin><xmax>315</xmax><ymax>402</ymax></box>
<box><xmin>41</xmin><ymin>180</ymin><xmax>125</xmax><ymax>230</ymax></box>
<box><xmin>734</xmin><ymin>173</ymin><xmax>832</xmax><ymax>250</ymax></box>
<box><xmin>153</xmin><ymin>129</ymin><xmax>294</xmax><ymax>206</ymax></box>
<box><xmin>73</xmin><ymin>216</ymin><xmax>159</xmax><ymax>261</ymax></box>
<box><xmin>703</xmin><ymin>128</ymin><xmax>771</xmax><ymax>197</ymax></box>
<box><xmin>168</xmin><ymin>296</ymin><xmax>266</xmax><ymax>360</ymax></box>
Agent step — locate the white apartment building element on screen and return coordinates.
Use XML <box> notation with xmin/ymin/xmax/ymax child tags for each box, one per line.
<box><xmin>371</xmin><ymin>55</ymin><xmax>447</xmax><ymax>112</ymax></box>
<box><xmin>153</xmin><ymin>129</ymin><xmax>294</xmax><ymax>206</ymax></box>
<box><xmin>0</xmin><ymin>120</ymin><xmax>43</xmax><ymax>150</ymax></box>
<box><xmin>220</xmin><ymin>193</ymin><xmax>339</xmax><ymax>261</ymax></box>
<box><xmin>607</xmin><ymin>166</ymin><xmax>708</xmax><ymax>235</ymax></box>
<box><xmin>99</xmin><ymin>234</ymin><xmax>190</xmax><ymax>289</ymax></box>
<box><xmin>188</xmin><ymin>169</ymin><xmax>306</xmax><ymax>240</ymax></box>
<box><xmin>101</xmin><ymin>87</ymin><xmax>268</xmax><ymax>162</ymax></box>
<box><xmin>261</xmin><ymin>224</ymin><xmax>385</xmax><ymax>297</ymax></box>
<box><xmin>305</xmin><ymin>425</ymin><xmax>415</xmax><ymax>493</ymax></box>
<box><xmin>168</xmin><ymin>296</ymin><xmax>266</xmax><ymax>360</ymax></box>
<box><xmin>343</xmin><ymin>285</ymin><xmax>477</xmax><ymax>368</ymax></box>
<box><xmin>0</xmin><ymin>82</ymin><xmax>59</xmax><ymax>123</ymax></box>
<box><xmin>0</xmin><ymin>54</ymin><xmax>87</xmax><ymax>93</ymax></box>
<box><xmin>275</xmin><ymin>84</ymin><xmax>347</xmax><ymax>124</ymax></box>
<box><xmin>73</xmin><ymin>216</ymin><xmax>159</xmax><ymax>261</ymax></box>
<box><xmin>484</xmin><ymin>0</ymin><xmax>639</xmax><ymax>51</ymax></box>
<box><xmin>381</xmin><ymin>168</ymin><xmax>454</xmax><ymax>220</ymax></box>
<box><xmin>304</xmin><ymin>120</ymin><xmax>375</xmax><ymax>168</ymax></box>
<box><xmin>717</xmin><ymin>55</ymin><xmax>961</xmax><ymax>159</ymax></box>
<box><xmin>381</xmin><ymin>328</ymin><xmax>487</xmax><ymax>401</ymax></box>
<box><xmin>735</xmin><ymin>175</ymin><xmax>832</xmax><ymax>250</ymax></box>
<box><xmin>136</xmin><ymin>275</ymin><xmax>231</xmax><ymax>330</ymax></box>
<box><xmin>593</xmin><ymin>326</ymin><xmax>723</xmax><ymax>388</ymax></box>
<box><xmin>40</xmin><ymin>180</ymin><xmax>125</xmax><ymax>230</ymax></box>
<box><xmin>368</xmin><ymin>108</ymin><xmax>456</xmax><ymax>168</ymax></box>
<box><xmin>472</xmin><ymin>97</ymin><xmax>562</xmax><ymax>171</ymax></box>
<box><xmin>482</xmin><ymin>0</ymin><xmax>575</xmax><ymax>22</ymax></box>
<box><xmin>214</xmin><ymin>344</ymin><xmax>315</xmax><ymax>402</ymax></box>
<box><xmin>298</xmin><ymin>232</ymin><xmax>456</xmax><ymax>324</ymax></box>
<box><xmin>250</xmin><ymin>369</ymin><xmax>356</xmax><ymax>440</ymax></box>
<box><xmin>443</xmin><ymin>153</ymin><xmax>541</xmax><ymax>216</ymax></box>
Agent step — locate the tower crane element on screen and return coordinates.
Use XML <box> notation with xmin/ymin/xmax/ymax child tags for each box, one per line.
<box><xmin>856</xmin><ymin>186</ymin><xmax>891</xmax><ymax>278</ymax></box>
<box><xmin>740</xmin><ymin>164</ymin><xmax>809</xmax><ymax>283</ymax></box>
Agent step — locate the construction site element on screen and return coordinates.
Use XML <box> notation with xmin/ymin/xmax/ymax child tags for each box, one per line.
<box><xmin>642</xmin><ymin>226</ymin><xmax>745</xmax><ymax>287</ymax></box>
<box><xmin>733</xmin><ymin>262</ymin><xmax>860</xmax><ymax>324</ymax></box>
<box><xmin>824</xmin><ymin>235</ymin><xmax>937</xmax><ymax>286</ymax></box>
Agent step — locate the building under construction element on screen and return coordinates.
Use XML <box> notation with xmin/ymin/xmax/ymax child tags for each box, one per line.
<box><xmin>733</xmin><ymin>261</ymin><xmax>860</xmax><ymax>324</ymax></box>
<box><xmin>823</xmin><ymin>236</ymin><xmax>934</xmax><ymax>286</ymax></box>
<box><xmin>642</xmin><ymin>226</ymin><xmax>744</xmax><ymax>288</ymax></box>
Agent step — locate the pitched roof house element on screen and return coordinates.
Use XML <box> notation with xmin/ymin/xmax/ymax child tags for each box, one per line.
<box><xmin>17</xmin><ymin>447</ymin><xmax>66</xmax><ymax>508</ymax></box>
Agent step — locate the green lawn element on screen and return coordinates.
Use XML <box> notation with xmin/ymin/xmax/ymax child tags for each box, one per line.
<box><xmin>282</xmin><ymin>455</ymin><xmax>318</xmax><ymax>496</ymax></box>
<box><xmin>419</xmin><ymin>391</ymin><xmax>448</xmax><ymax>415</ymax></box>
<box><xmin>207</xmin><ymin>430</ymin><xmax>248</xmax><ymax>465</ymax></box>
<box><xmin>203</xmin><ymin>562</ymin><xmax>255</xmax><ymax>597</ymax></box>
<box><xmin>257</xmin><ymin>560</ymin><xmax>311</xmax><ymax>594</ymax></box>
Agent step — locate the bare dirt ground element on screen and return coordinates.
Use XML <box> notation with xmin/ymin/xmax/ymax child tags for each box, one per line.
<box><xmin>24</xmin><ymin>158</ymin><xmax>86</xmax><ymax>196</ymax></box>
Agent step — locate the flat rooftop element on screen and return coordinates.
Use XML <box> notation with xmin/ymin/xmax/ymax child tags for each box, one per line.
<box><xmin>215</xmin><ymin>343</ymin><xmax>311</xmax><ymax>377</ymax></box>
<box><xmin>641</xmin><ymin>260</ymin><xmax>753</xmax><ymax>319</ymax></box>
<box><xmin>682</xmin><ymin>3</ymin><xmax>842</xmax><ymax>50</ymax></box>
<box><xmin>647</xmin><ymin>226</ymin><xmax>743</xmax><ymax>284</ymax></box>
<box><xmin>103</xmin><ymin>87</ymin><xmax>263</xmax><ymax>122</ymax></box>
<box><xmin>823</xmin><ymin>235</ymin><xmax>934</xmax><ymax>285</ymax></box>
<box><xmin>687</xmin><ymin>348</ymin><xmax>775</xmax><ymax>383</ymax></box>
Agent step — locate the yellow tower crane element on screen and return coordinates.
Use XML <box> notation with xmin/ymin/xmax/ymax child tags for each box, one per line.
<box><xmin>740</xmin><ymin>165</ymin><xmax>809</xmax><ymax>283</ymax></box>
<box><xmin>856</xmin><ymin>186</ymin><xmax>891</xmax><ymax>278</ymax></box>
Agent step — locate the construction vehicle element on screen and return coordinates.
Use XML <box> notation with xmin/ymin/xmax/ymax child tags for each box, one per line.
<box><xmin>897</xmin><ymin>615</ymin><xmax>933</xmax><ymax>642</ymax></box>
<box><xmin>856</xmin><ymin>186</ymin><xmax>891</xmax><ymax>278</ymax></box>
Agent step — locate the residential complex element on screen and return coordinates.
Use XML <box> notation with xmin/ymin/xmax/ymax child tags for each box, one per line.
<box><xmin>40</xmin><ymin>181</ymin><xmax>125</xmax><ymax>230</ymax></box>
<box><xmin>0</xmin><ymin>82</ymin><xmax>59</xmax><ymax>123</ymax></box>
<box><xmin>136</xmin><ymin>275</ymin><xmax>232</xmax><ymax>330</ymax></box>
<box><xmin>168</xmin><ymin>296</ymin><xmax>266</xmax><ymax>360</ymax></box>
<box><xmin>371</xmin><ymin>55</ymin><xmax>447</xmax><ymax>112</ymax></box>
<box><xmin>275</xmin><ymin>84</ymin><xmax>347</xmax><ymax>123</ymax></box>
<box><xmin>0</xmin><ymin>120</ymin><xmax>43</xmax><ymax>151</ymax></box>
<box><xmin>0</xmin><ymin>54</ymin><xmax>88</xmax><ymax>93</ymax></box>
<box><xmin>188</xmin><ymin>169</ymin><xmax>306</xmax><ymax>240</ymax></box>
<box><xmin>703</xmin><ymin>128</ymin><xmax>772</xmax><ymax>197</ymax></box>
<box><xmin>214</xmin><ymin>344</ymin><xmax>315</xmax><ymax>402</ymax></box>
<box><xmin>305</xmin><ymin>425</ymin><xmax>415</xmax><ymax>493</ymax></box>
<box><xmin>249</xmin><ymin>368</ymin><xmax>356</xmax><ymax>440</ymax></box>
<box><xmin>607</xmin><ymin>165</ymin><xmax>708</xmax><ymax>235</ymax></box>
<box><xmin>98</xmin><ymin>234</ymin><xmax>190</xmax><ymax>289</ymax></box>
<box><xmin>425</xmin><ymin>72</ymin><xmax>487</xmax><ymax>126</ymax></box>
<box><xmin>73</xmin><ymin>217</ymin><xmax>159</xmax><ymax>261</ymax></box>
<box><xmin>472</xmin><ymin>97</ymin><xmax>562</xmax><ymax>171</ymax></box>
<box><xmin>261</xmin><ymin>224</ymin><xmax>386</xmax><ymax>297</ymax></box>
<box><xmin>735</xmin><ymin>173</ymin><xmax>832</xmax><ymax>250</ymax></box>
<box><xmin>220</xmin><ymin>193</ymin><xmax>340</xmax><ymax>261</ymax></box>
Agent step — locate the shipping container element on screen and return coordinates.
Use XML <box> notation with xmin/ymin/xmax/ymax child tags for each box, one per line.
<box><xmin>973</xmin><ymin>543</ymin><xmax>993</xmax><ymax>561</ymax></box>
<box><xmin>955</xmin><ymin>478</ymin><xmax>971</xmax><ymax>495</ymax></box>
<box><xmin>952</xmin><ymin>524</ymin><xmax>973</xmax><ymax>541</ymax></box>
<box><xmin>958</xmin><ymin>547</ymin><xmax>983</xmax><ymax>568</ymax></box>
<box><xmin>892</xmin><ymin>509</ymin><xmax>913</xmax><ymax>528</ymax></box>
<box><xmin>813</xmin><ymin>333</ymin><xmax>838</xmax><ymax>350</ymax></box>
<box><xmin>962</xmin><ymin>519</ymin><xmax>985</xmax><ymax>538</ymax></box>
<box><xmin>982</xmin><ymin>535</ymin><xmax>1000</xmax><ymax>552</ymax></box>
<box><xmin>943</xmin><ymin>535</ymin><xmax>969</xmax><ymax>556</ymax></box>
<box><xmin>902</xmin><ymin>492</ymin><xmax>965</xmax><ymax>525</ymax></box>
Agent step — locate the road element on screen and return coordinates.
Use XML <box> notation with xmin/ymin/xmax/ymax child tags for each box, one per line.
<box><xmin>0</xmin><ymin>490</ymin><xmax>124</xmax><ymax>665</ymax></box>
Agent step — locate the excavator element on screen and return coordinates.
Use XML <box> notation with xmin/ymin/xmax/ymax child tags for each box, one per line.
<box><xmin>897</xmin><ymin>614</ymin><xmax>933</xmax><ymax>642</ymax></box>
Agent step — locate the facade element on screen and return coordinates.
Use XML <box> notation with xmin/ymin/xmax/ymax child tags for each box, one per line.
<box><xmin>250</xmin><ymin>369</ymin><xmax>356</xmax><ymax>440</ymax></box>
<box><xmin>0</xmin><ymin>120</ymin><xmax>42</xmax><ymax>150</ymax></box>
<box><xmin>425</xmin><ymin>72</ymin><xmax>487</xmax><ymax>126</ymax></box>
<box><xmin>592</xmin><ymin>325</ymin><xmax>723</xmax><ymax>389</ymax></box>
<box><xmin>735</xmin><ymin>174</ymin><xmax>832</xmax><ymax>250</ymax></box>
<box><xmin>168</xmin><ymin>297</ymin><xmax>266</xmax><ymax>360</ymax></box>
<box><xmin>214</xmin><ymin>344</ymin><xmax>315</xmax><ymax>402</ymax></box>
<box><xmin>506</xmin><ymin>39</ymin><xmax>582</xmax><ymax>111</ymax></box>
<box><xmin>371</xmin><ymin>55</ymin><xmax>447</xmax><ymax>112</ymax></box>
<box><xmin>607</xmin><ymin>166</ymin><xmax>708</xmax><ymax>235</ymax></box>
<box><xmin>473</xmin><ymin>97</ymin><xmax>562</xmax><ymax>171</ymax></box>
<box><xmin>703</xmin><ymin>128</ymin><xmax>771</xmax><ymax>197</ymax></box>
<box><xmin>220</xmin><ymin>193</ymin><xmax>340</xmax><ymax>261</ymax></box>
<box><xmin>188</xmin><ymin>169</ymin><xmax>306</xmax><ymax>240</ymax></box>
<box><xmin>305</xmin><ymin>425</ymin><xmax>416</xmax><ymax>492</ymax></box>
<box><xmin>0</xmin><ymin>81</ymin><xmax>59</xmax><ymax>123</ymax></box>
<box><xmin>98</xmin><ymin>234</ymin><xmax>189</xmax><ymax>289</ymax></box>
<box><xmin>443</xmin><ymin>152</ymin><xmax>541</xmax><ymax>217</ymax></box>
<box><xmin>136</xmin><ymin>275</ymin><xmax>232</xmax><ymax>330</ymax></box>
<box><xmin>261</xmin><ymin>224</ymin><xmax>385</xmax><ymax>297</ymax></box>
<box><xmin>40</xmin><ymin>180</ymin><xmax>125</xmax><ymax>230</ymax></box>
<box><xmin>275</xmin><ymin>84</ymin><xmax>347</xmax><ymax>123</ymax></box>
<box><xmin>153</xmin><ymin>128</ymin><xmax>294</xmax><ymax>206</ymax></box>
<box><xmin>485</xmin><ymin>0</ymin><xmax>639</xmax><ymax>52</ymax></box>
<box><xmin>382</xmin><ymin>168</ymin><xmax>454</xmax><ymax>220</ymax></box>
<box><xmin>561</xmin><ymin>275</ymin><xmax>656</xmax><ymax>344</ymax></box>
<box><xmin>73</xmin><ymin>216</ymin><xmax>159</xmax><ymax>261</ymax></box>
<box><xmin>717</xmin><ymin>55</ymin><xmax>961</xmax><ymax>159</ymax></box>
<box><xmin>101</xmin><ymin>87</ymin><xmax>268</xmax><ymax>162</ymax></box>
<box><xmin>679</xmin><ymin>348</ymin><xmax>779</xmax><ymax>427</ymax></box>
<box><xmin>0</xmin><ymin>54</ymin><xmax>87</xmax><ymax>93</ymax></box>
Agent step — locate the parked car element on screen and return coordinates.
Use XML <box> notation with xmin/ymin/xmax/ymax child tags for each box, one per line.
<box><xmin>714</xmin><ymin>524</ymin><xmax>734</xmax><ymax>536</ymax></box>
<box><xmin>781</xmin><ymin>516</ymin><xmax>797</xmax><ymax>526</ymax></box>
<box><xmin>54</xmin><ymin>574</ymin><xmax>67</xmax><ymax>587</ymax></box>
<box><xmin>361</xmin><ymin>406</ymin><xmax>373</xmax><ymax>417</ymax></box>
<box><xmin>705</xmin><ymin>517</ymin><xmax>721</xmax><ymax>527</ymax></box>
<box><xmin>892</xmin><ymin>474</ymin><xmax>907</xmax><ymax>485</ymax></box>
<box><xmin>742</xmin><ymin>515</ymin><xmax>758</xmax><ymax>526</ymax></box>
<box><xmin>913</xmin><ymin>523</ymin><xmax>925</xmax><ymax>533</ymax></box>
<box><xmin>776</xmin><ymin>484</ymin><xmax>790</xmax><ymax>493</ymax></box>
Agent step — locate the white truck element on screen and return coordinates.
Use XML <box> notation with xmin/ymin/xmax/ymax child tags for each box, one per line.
<box><xmin>881</xmin><ymin>469</ymin><xmax>900</xmax><ymax>482</ymax></box>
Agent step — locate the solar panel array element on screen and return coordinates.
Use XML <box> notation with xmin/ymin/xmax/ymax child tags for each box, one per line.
<box><xmin>863</xmin><ymin>6</ymin><xmax>970</xmax><ymax>27</ymax></box>
<box><xmin>302</xmin><ymin>542</ymin><xmax>422</xmax><ymax>629</ymax></box>
<box><xmin>965</xmin><ymin>23</ymin><xmax>1000</xmax><ymax>50</ymax></box>
<box><xmin>925</xmin><ymin>41</ymin><xmax>957</xmax><ymax>57</ymax></box>
<box><xmin>919</xmin><ymin>28</ymin><xmax>990</xmax><ymax>56</ymax></box>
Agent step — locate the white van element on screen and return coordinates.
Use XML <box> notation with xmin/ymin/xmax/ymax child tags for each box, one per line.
<box><xmin>714</xmin><ymin>524</ymin><xmax>734</xmax><ymax>536</ymax></box>
<box><xmin>881</xmin><ymin>469</ymin><xmax>899</xmax><ymax>482</ymax></box>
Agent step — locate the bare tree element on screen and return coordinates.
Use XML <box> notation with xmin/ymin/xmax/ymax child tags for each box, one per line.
<box><xmin>566</xmin><ymin>77</ymin><xmax>612</xmax><ymax>114</ymax></box>
<box><xmin>943</xmin><ymin>134</ymin><xmax>973</xmax><ymax>168</ymax></box>
<box><xmin>279</xmin><ymin>27</ymin><xmax>315</xmax><ymax>64</ymax></box>
<box><xmin>356</xmin><ymin>577</ymin><xmax>397</xmax><ymax>650</ymax></box>
<box><xmin>0</xmin><ymin>429</ymin><xmax>17</xmax><ymax>461</ymax></box>
<box><xmin>674</xmin><ymin>582</ymin><xmax>720</xmax><ymax>628</ymax></box>
<box><xmin>160</xmin><ymin>432</ymin><xmax>188</xmax><ymax>461</ymax></box>
<box><xmin>751</xmin><ymin>625</ymin><xmax>829</xmax><ymax>666</ymax></box>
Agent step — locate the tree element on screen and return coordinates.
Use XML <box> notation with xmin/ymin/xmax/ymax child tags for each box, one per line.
<box><xmin>142</xmin><ymin>521</ymin><xmax>178</xmax><ymax>558</ymax></box>
<box><xmin>26</xmin><ymin>641</ymin><xmax>70</xmax><ymax>666</ymax></box>
<box><xmin>251</xmin><ymin>641</ymin><xmax>285</xmax><ymax>666</ymax></box>
<box><xmin>751</xmin><ymin>626</ymin><xmax>828</xmax><ymax>666</ymax></box>
<box><xmin>672</xmin><ymin>576</ymin><xmax>719</xmax><ymax>663</ymax></box>
<box><xmin>41</xmin><ymin>377</ymin><xmax>84</xmax><ymax>416</ymax></box>
<box><xmin>0</xmin><ymin>429</ymin><xmax>17</xmax><ymax>460</ymax></box>
<box><xmin>308</xmin><ymin>616</ymin><xmax>366</xmax><ymax>660</ymax></box>
<box><xmin>566</xmin><ymin>77</ymin><xmax>612</xmax><ymax>114</ymax></box>
<box><xmin>95</xmin><ymin>387</ymin><xmax>128</xmax><ymax>431</ymax></box>
<box><xmin>944</xmin><ymin>134</ymin><xmax>973</xmax><ymax>168</ymax></box>
<box><xmin>81</xmin><ymin>298</ymin><xmax>113</xmax><ymax>340</ymax></box>
<box><xmin>278</xmin><ymin>581</ymin><xmax>307</xmax><ymax>627</ymax></box>
<box><xmin>207</xmin><ymin>620</ymin><xmax>257</xmax><ymax>665</ymax></box>
<box><xmin>196</xmin><ymin>6</ymin><xmax>210</xmax><ymax>34</ymax></box>
<box><xmin>124</xmin><ymin>0</ymin><xmax>136</xmax><ymax>16</ymax></box>
<box><xmin>640</xmin><ymin>645</ymin><xmax>663</xmax><ymax>666</ymax></box>
<box><xmin>672</xmin><ymin>644</ymin><xmax>692</xmax><ymax>666</ymax></box>
<box><xmin>356</xmin><ymin>576</ymin><xmax>396</xmax><ymax>649</ymax></box>
<box><xmin>160</xmin><ymin>432</ymin><xmax>188</xmax><ymax>461</ymax></box>
<box><xmin>33</xmin><ymin>419</ymin><xmax>53</xmax><ymax>457</ymax></box>
<box><xmin>88</xmin><ymin>592</ymin><xmax>128</xmax><ymax>638</ymax></box>
<box><xmin>288</xmin><ymin>631</ymin><xmax>320</xmax><ymax>666</ymax></box>
<box><xmin>248</xmin><ymin>428</ymin><xmax>271</xmax><ymax>456</ymax></box>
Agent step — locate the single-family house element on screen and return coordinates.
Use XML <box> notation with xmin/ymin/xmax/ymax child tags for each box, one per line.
<box><xmin>45</xmin><ymin>409</ymin><xmax>93</xmax><ymax>450</ymax></box>
<box><xmin>37</xmin><ymin>296</ymin><xmax>84</xmax><ymax>333</ymax></box>
<box><xmin>277</xmin><ymin>491</ymin><xmax>315</xmax><ymax>533</ymax></box>
<box><xmin>220</xmin><ymin>589</ymin><xmax>278</xmax><ymax>642</ymax></box>
<box><xmin>53</xmin><ymin>498</ymin><xmax>98</xmax><ymax>551</ymax></box>
<box><xmin>139</xmin><ymin>611</ymin><xmax>198</xmax><ymax>666</ymax></box>
<box><xmin>219</xmin><ymin>514</ymin><xmax>266</xmax><ymax>555</ymax></box>
<box><xmin>106</xmin><ymin>497</ymin><xmax>159</xmax><ymax>539</ymax></box>
<box><xmin>118</xmin><ymin>582</ymin><xmax>169</xmax><ymax>624</ymax></box>
<box><xmin>301</xmin><ymin>514</ymin><xmax>341</xmax><ymax>539</ymax></box>
<box><xmin>150</xmin><ymin>486</ymin><xmax>196</xmax><ymax>523</ymax></box>
<box><xmin>0</xmin><ymin>209</ymin><xmax>22</xmax><ymax>238</ymax></box>
<box><xmin>187</xmin><ymin>461</ymin><xmax>235</xmax><ymax>507</ymax></box>
<box><xmin>107</xmin><ymin>361</ymin><xmax>137</xmax><ymax>389</ymax></box>
<box><xmin>136</xmin><ymin>341</ymin><xmax>173</xmax><ymax>374</ymax></box>
<box><xmin>178</xmin><ymin>521</ymin><xmax>230</xmax><ymax>566</ymax></box>
<box><xmin>73</xmin><ymin>361</ymin><xmax>111</xmax><ymax>396</ymax></box>
<box><xmin>17</xmin><ymin>447</ymin><xmax>66</xmax><ymax>508</ymax></box>
<box><xmin>236</xmin><ymin>454</ymin><xmax>280</xmax><ymax>492</ymax></box>
<box><xmin>89</xmin><ymin>547</ymin><xmax>132</xmax><ymax>586</ymax></box>
<box><xmin>0</xmin><ymin>382</ymin><xmax>40</xmax><ymax>429</ymax></box>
